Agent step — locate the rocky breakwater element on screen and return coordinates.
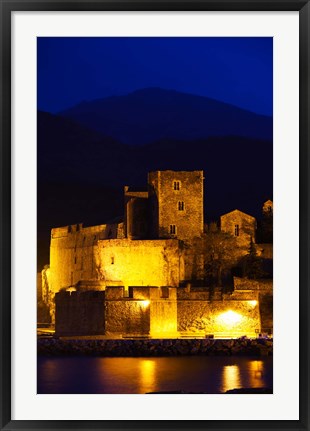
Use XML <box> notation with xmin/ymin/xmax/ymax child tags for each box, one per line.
<box><xmin>37</xmin><ymin>337</ymin><xmax>273</xmax><ymax>357</ymax></box>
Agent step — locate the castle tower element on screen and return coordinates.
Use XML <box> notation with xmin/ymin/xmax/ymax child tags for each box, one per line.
<box><xmin>124</xmin><ymin>186</ymin><xmax>149</xmax><ymax>239</ymax></box>
<box><xmin>148</xmin><ymin>170</ymin><xmax>204</xmax><ymax>241</ymax></box>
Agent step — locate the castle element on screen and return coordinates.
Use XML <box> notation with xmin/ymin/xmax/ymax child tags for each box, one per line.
<box><xmin>38</xmin><ymin>170</ymin><xmax>273</xmax><ymax>339</ymax></box>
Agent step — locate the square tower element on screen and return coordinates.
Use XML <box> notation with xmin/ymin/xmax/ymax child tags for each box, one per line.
<box><xmin>148</xmin><ymin>170</ymin><xmax>204</xmax><ymax>241</ymax></box>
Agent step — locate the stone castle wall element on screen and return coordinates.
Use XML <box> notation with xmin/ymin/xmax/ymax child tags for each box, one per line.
<box><xmin>233</xmin><ymin>277</ymin><xmax>273</xmax><ymax>291</ymax></box>
<box><xmin>105</xmin><ymin>300</ymin><xmax>151</xmax><ymax>335</ymax></box>
<box><xmin>95</xmin><ymin>238</ymin><xmax>184</xmax><ymax>290</ymax></box>
<box><xmin>55</xmin><ymin>286</ymin><xmax>178</xmax><ymax>337</ymax></box>
<box><xmin>55</xmin><ymin>285</ymin><xmax>261</xmax><ymax>339</ymax></box>
<box><xmin>48</xmin><ymin>222</ymin><xmax>124</xmax><ymax>296</ymax></box>
<box><xmin>177</xmin><ymin>299</ymin><xmax>261</xmax><ymax>338</ymax></box>
<box><xmin>233</xmin><ymin>277</ymin><xmax>273</xmax><ymax>334</ymax></box>
<box><xmin>55</xmin><ymin>291</ymin><xmax>105</xmax><ymax>336</ymax></box>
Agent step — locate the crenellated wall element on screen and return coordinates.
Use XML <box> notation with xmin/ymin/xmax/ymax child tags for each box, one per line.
<box><xmin>55</xmin><ymin>285</ymin><xmax>261</xmax><ymax>339</ymax></box>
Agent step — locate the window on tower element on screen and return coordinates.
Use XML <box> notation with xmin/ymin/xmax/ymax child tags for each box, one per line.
<box><xmin>234</xmin><ymin>224</ymin><xmax>240</xmax><ymax>236</ymax></box>
<box><xmin>170</xmin><ymin>224</ymin><xmax>176</xmax><ymax>235</ymax></box>
<box><xmin>173</xmin><ymin>181</ymin><xmax>180</xmax><ymax>190</ymax></box>
<box><xmin>178</xmin><ymin>201</ymin><xmax>184</xmax><ymax>211</ymax></box>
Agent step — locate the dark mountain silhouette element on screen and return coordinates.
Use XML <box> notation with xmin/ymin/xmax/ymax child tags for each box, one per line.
<box><xmin>37</xmin><ymin>111</ymin><xmax>272</xmax><ymax>270</ymax></box>
<box><xmin>59</xmin><ymin>88</ymin><xmax>273</xmax><ymax>145</ymax></box>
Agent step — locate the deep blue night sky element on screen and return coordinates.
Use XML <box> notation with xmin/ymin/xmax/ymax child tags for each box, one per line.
<box><xmin>37</xmin><ymin>37</ymin><xmax>273</xmax><ymax>116</ymax></box>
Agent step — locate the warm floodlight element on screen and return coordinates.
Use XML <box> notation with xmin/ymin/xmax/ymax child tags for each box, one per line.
<box><xmin>217</xmin><ymin>310</ymin><xmax>242</xmax><ymax>326</ymax></box>
<box><xmin>248</xmin><ymin>300</ymin><xmax>258</xmax><ymax>307</ymax></box>
<box><xmin>140</xmin><ymin>300</ymin><xmax>150</xmax><ymax>308</ymax></box>
<box><xmin>66</xmin><ymin>287</ymin><xmax>76</xmax><ymax>294</ymax></box>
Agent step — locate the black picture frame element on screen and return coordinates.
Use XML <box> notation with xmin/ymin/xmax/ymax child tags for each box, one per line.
<box><xmin>1</xmin><ymin>1</ymin><xmax>309</xmax><ymax>430</ymax></box>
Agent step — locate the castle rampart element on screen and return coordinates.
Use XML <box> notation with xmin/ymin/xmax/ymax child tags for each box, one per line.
<box><xmin>55</xmin><ymin>285</ymin><xmax>261</xmax><ymax>339</ymax></box>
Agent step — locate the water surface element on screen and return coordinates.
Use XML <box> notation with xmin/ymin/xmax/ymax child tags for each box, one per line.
<box><xmin>37</xmin><ymin>356</ymin><xmax>273</xmax><ymax>394</ymax></box>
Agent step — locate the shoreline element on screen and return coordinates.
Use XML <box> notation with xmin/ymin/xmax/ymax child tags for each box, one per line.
<box><xmin>37</xmin><ymin>337</ymin><xmax>273</xmax><ymax>357</ymax></box>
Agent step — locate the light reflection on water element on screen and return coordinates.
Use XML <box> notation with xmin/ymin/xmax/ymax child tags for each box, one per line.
<box><xmin>139</xmin><ymin>359</ymin><xmax>157</xmax><ymax>393</ymax></box>
<box><xmin>37</xmin><ymin>356</ymin><xmax>273</xmax><ymax>394</ymax></box>
<box><xmin>221</xmin><ymin>365</ymin><xmax>241</xmax><ymax>393</ymax></box>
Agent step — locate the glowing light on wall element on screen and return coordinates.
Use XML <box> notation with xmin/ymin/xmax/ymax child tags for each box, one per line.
<box><xmin>248</xmin><ymin>300</ymin><xmax>258</xmax><ymax>307</ymax></box>
<box><xmin>216</xmin><ymin>310</ymin><xmax>242</xmax><ymax>327</ymax></box>
<box><xmin>140</xmin><ymin>300</ymin><xmax>150</xmax><ymax>308</ymax></box>
<box><xmin>66</xmin><ymin>287</ymin><xmax>76</xmax><ymax>294</ymax></box>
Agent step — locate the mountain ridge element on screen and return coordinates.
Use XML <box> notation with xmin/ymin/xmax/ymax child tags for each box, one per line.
<box><xmin>59</xmin><ymin>87</ymin><xmax>273</xmax><ymax>145</ymax></box>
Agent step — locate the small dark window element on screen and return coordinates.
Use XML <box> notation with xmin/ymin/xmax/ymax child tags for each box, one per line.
<box><xmin>173</xmin><ymin>181</ymin><xmax>180</xmax><ymax>190</ymax></box>
<box><xmin>234</xmin><ymin>224</ymin><xmax>239</xmax><ymax>236</ymax></box>
<box><xmin>160</xmin><ymin>286</ymin><xmax>169</xmax><ymax>298</ymax></box>
<box><xmin>94</xmin><ymin>235</ymin><xmax>97</xmax><ymax>240</ymax></box>
<box><xmin>170</xmin><ymin>224</ymin><xmax>176</xmax><ymax>235</ymax></box>
<box><xmin>68</xmin><ymin>225</ymin><xmax>72</xmax><ymax>233</ymax></box>
<box><xmin>111</xmin><ymin>257</ymin><xmax>114</xmax><ymax>265</ymax></box>
<box><xmin>178</xmin><ymin>201</ymin><xmax>184</xmax><ymax>211</ymax></box>
<box><xmin>74</xmin><ymin>256</ymin><xmax>77</xmax><ymax>264</ymax></box>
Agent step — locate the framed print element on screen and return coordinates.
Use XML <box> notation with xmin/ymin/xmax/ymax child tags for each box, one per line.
<box><xmin>1</xmin><ymin>1</ymin><xmax>309</xmax><ymax>430</ymax></box>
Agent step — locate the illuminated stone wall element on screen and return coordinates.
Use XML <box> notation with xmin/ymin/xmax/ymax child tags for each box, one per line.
<box><xmin>177</xmin><ymin>299</ymin><xmax>261</xmax><ymax>338</ymax></box>
<box><xmin>54</xmin><ymin>284</ymin><xmax>262</xmax><ymax>338</ymax></box>
<box><xmin>233</xmin><ymin>277</ymin><xmax>273</xmax><ymax>335</ymax></box>
<box><xmin>105</xmin><ymin>286</ymin><xmax>178</xmax><ymax>337</ymax></box>
<box><xmin>95</xmin><ymin>239</ymin><xmax>184</xmax><ymax>290</ymax></box>
<box><xmin>148</xmin><ymin>170</ymin><xmax>204</xmax><ymax>241</ymax></box>
<box><xmin>233</xmin><ymin>277</ymin><xmax>273</xmax><ymax>291</ymax></box>
<box><xmin>105</xmin><ymin>286</ymin><xmax>163</xmax><ymax>336</ymax></box>
<box><xmin>150</xmin><ymin>300</ymin><xmax>178</xmax><ymax>337</ymax></box>
<box><xmin>105</xmin><ymin>300</ymin><xmax>150</xmax><ymax>335</ymax></box>
<box><xmin>55</xmin><ymin>286</ymin><xmax>178</xmax><ymax>337</ymax></box>
<box><xmin>48</xmin><ymin>222</ymin><xmax>124</xmax><ymax>296</ymax></box>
